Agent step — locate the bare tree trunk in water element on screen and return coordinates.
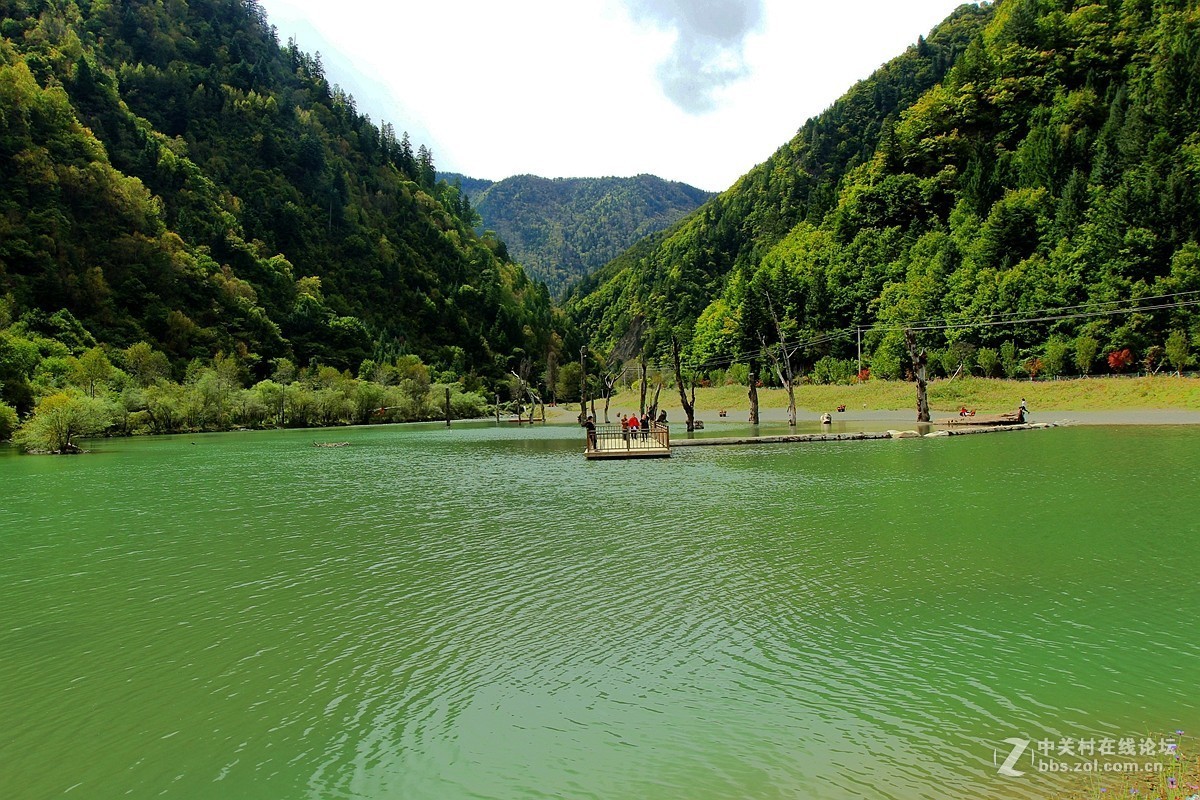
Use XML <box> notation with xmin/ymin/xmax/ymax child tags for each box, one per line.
<box><xmin>904</xmin><ymin>329</ymin><xmax>931</xmax><ymax>422</ymax></box>
<box><xmin>671</xmin><ymin>335</ymin><xmax>696</xmax><ymax>432</ymax></box>
<box><xmin>639</xmin><ymin>356</ymin><xmax>648</xmax><ymax>417</ymax></box>
<box><xmin>763</xmin><ymin>291</ymin><xmax>797</xmax><ymax>426</ymax></box>
<box><xmin>579</xmin><ymin>348</ymin><xmax>587</xmax><ymax>424</ymax></box>
<box><xmin>762</xmin><ymin>334</ymin><xmax>797</xmax><ymax>427</ymax></box>
<box><xmin>747</xmin><ymin>363</ymin><xmax>759</xmax><ymax>425</ymax></box>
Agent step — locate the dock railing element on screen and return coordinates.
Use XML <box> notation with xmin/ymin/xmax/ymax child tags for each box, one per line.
<box><xmin>586</xmin><ymin>421</ymin><xmax>670</xmax><ymax>455</ymax></box>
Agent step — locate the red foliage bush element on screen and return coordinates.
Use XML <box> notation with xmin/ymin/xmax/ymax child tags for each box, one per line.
<box><xmin>1107</xmin><ymin>348</ymin><xmax>1134</xmax><ymax>372</ymax></box>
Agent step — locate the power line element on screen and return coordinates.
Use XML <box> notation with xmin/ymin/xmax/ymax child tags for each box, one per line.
<box><xmin>888</xmin><ymin>289</ymin><xmax>1200</xmax><ymax>331</ymax></box>
<box><xmin>872</xmin><ymin>297</ymin><xmax>1200</xmax><ymax>334</ymax></box>
<box><xmin>609</xmin><ymin>291</ymin><xmax>1199</xmax><ymax>376</ymax></box>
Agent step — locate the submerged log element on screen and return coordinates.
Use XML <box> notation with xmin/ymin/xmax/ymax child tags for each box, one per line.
<box><xmin>937</xmin><ymin>412</ymin><xmax>1023</xmax><ymax>426</ymax></box>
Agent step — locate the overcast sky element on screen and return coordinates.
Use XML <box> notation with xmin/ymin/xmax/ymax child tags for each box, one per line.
<box><xmin>257</xmin><ymin>0</ymin><xmax>973</xmax><ymax>192</ymax></box>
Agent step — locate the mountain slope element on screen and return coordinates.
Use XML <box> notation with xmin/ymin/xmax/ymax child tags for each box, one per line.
<box><xmin>0</xmin><ymin>0</ymin><xmax>558</xmax><ymax>412</ymax></box>
<box><xmin>443</xmin><ymin>173</ymin><xmax>711</xmax><ymax>296</ymax></box>
<box><xmin>564</xmin><ymin>2</ymin><xmax>991</xmax><ymax>355</ymax></box>
<box><xmin>567</xmin><ymin>0</ymin><xmax>1200</xmax><ymax>378</ymax></box>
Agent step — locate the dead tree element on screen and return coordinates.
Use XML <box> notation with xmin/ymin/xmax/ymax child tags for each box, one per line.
<box><xmin>510</xmin><ymin>357</ymin><xmax>539</xmax><ymax>424</ymax></box>
<box><xmin>647</xmin><ymin>380</ymin><xmax>664</xmax><ymax>422</ymax></box>
<box><xmin>763</xmin><ymin>290</ymin><xmax>797</xmax><ymax>426</ymax></box>
<box><xmin>747</xmin><ymin>362</ymin><xmax>759</xmax><ymax>425</ymax></box>
<box><xmin>670</xmin><ymin>335</ymin><xmax>697</xmax><ymax>432</ymax></box>
<box><xmin>903</xmin><ymin>329</ymin><xmax>931</xmax><ymax>422</ymax></box>
<box><xmin>638</xmin><ymin>355</ymin><xmax>648</xmax><ymax>417</ymax></box>
<box><xmin>602</xmin><ymin>374</ymin><xmax>617</xmax><ymax>424</ymax></box>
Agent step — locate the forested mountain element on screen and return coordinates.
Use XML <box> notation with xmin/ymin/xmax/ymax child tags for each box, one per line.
<box><xmin>567</xmin><ymin>0</ymin><xmax>1200</xmax><ymax>382</ymax></box>
<box><xmin>0</xmin><ymin>0</ymin><xmax>560</xmax><ymax>414</ymax></box>
<box><xmin>442</xmin><ymin>173</ymin><xmax>711</xmax><ymax>296</ymax></box>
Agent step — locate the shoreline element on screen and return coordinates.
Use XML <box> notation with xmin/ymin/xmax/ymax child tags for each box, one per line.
<box><xmin>559</xmin><ymin>377</ymin><xmax>1200</xmax><ymax>427</ymax></box>
<box><xmin>550</xmin><ymin>403</ymin><xmax>1200</xmax><ymax>427</ymax></box>
<box><xmin>689</xmin><ymin>407</ymin><xmax>1200</xmax><ymax>426</ymax></box>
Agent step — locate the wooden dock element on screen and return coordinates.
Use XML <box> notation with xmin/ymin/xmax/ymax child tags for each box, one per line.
<box><xmin>585</xmin><ymin>422</ymin><xmax>671</xmax><ymax>459</ymax></box>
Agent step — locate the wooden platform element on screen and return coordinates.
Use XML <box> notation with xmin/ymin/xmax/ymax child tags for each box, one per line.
<box><xmin>585</xmin><ymin>422</ymin><xmax>671</xmax><ymax>459</ymax></box>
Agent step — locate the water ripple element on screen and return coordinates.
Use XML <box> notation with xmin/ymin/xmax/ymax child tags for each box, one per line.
<box><xmin>1</xmin><ymin>423</ymin><xmax>1197</xmax><ymax>799</ymax></box>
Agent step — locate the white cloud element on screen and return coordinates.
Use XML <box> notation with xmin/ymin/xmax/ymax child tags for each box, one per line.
<box><xmin>258</xmin><ymin>0</ymin><xmax>972</xmax><ymax>192</ymax></box>
<box><xmin>620</xmin><ymin>0</ymin><xmax>765</xmax><ymax>114</ymax></box>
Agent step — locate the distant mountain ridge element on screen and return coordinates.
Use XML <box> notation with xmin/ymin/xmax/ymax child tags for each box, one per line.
<box><xmin>441</xmin><ymin>173</ymin><xmax>712</xmax><ymax>295</ymax></box>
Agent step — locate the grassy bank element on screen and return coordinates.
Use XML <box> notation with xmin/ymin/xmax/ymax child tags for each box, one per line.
<box><xmin>583</xmin><ymin>376</ymin><xmax>1200</xmax><ymax>418</ymax></box>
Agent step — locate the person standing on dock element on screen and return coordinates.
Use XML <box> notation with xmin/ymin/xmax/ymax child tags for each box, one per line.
<box><xmin>584</xmin><ymin>415</ymin><xmax>596</xmax><ymax>450</ymax></box>
<box><xmin>640</xmin><ymin>411</ymin><xmax>650</xmax><ymax>440</ymax></box>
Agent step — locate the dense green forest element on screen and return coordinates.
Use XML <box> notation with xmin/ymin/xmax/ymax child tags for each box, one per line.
<box><xmin>443</xmin><ymin>173</ymin><xmax>711</xmax><ymax>296</ymax></box>
<box><xmin>566</xmin><ymin>0</ymin><xmax>1200</xmax><ymax>385</ymax></box>
<box><xmin>0</xmin><ymin>0</ymin><xmax>564</xmax><ymax>437</ymax></box>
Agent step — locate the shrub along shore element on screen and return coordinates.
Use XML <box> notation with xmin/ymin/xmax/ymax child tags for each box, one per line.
<box><xmin>0</xmin><ymin>345</ymin><xmax>494</xmax><ymax>453</ymax></box>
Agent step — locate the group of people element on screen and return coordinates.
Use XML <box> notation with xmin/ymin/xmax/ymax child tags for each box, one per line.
<box><xmin>620</xmin><ymin>412</ymin><xmax>651</xmax><ymax>436</ymax></box>
<box><xmin>621</xmin><ymin>410</ymin><xmax>667</xmax><ymax>437</ymax></box>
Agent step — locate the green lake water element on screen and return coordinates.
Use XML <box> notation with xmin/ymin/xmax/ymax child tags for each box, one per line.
<box><xmin>1</xmin><ymin>422</ymin><xmax>1197</xmax><ymax>799</ymax></box>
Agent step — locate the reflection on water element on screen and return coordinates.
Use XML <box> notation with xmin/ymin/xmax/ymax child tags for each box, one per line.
<box><xmin>1</xmin><ymin>422</ymin><xmax>1197</xmax><ymax>799</ymax></box>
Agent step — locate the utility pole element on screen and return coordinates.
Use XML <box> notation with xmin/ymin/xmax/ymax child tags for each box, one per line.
<box><xmin>579</xmin><ymin>346</ymin><xmax>587</xmax><ymax>424</ymax></box>
<box><xmin>857</xmin><ymin>326</ymin><xmax>862</xmax><ymax>377</ymax></box>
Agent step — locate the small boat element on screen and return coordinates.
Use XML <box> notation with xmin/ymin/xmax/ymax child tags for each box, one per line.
<box><xmin>820</xmin><ymin>412</ymin><xmax>832</xmax><ymax>424</ymax></box>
